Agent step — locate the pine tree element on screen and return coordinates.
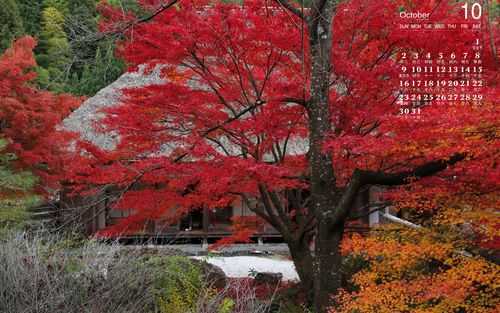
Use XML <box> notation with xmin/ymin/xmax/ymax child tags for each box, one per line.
<box><xmin>66</xmin><ymin>0</ymin><xmax>99</xmax><ymax>78</ymax></box>
<box><xmin>61</xmin><ymin>0</ymin><xmax>125</xmax><ymax>95</ymax></box>
<box><xmin>68</xmin><ymin>0</ymin><xmax>97</xmax><ymax>17</ymax></box>
<box><xmin>38</xmin><ymin>5</ymin><xmax>71</xmax><ymax>91</ymax></box>
<box><xmin>0</xmin><ymin>0</ymin><xmax>25</xmax><ymax>52</ymax></box>
<box><xmin>67</xmin><ymin>43</ymin><xmax>124</xmax><ymax>96</ymax></box>
<box><xmin>42</xmin><ymin>0</ymin><xmax>69</xmax><ymax>16</ymax></box>
<box><xmin>0</xmin><ymin>139</ymin><xmax>40</xmax><ymax>232</ymax></box>
<box><xmin>17</xmin><ymin>0</ymin><xmax>42</xmax><ymax>35</ymax></box>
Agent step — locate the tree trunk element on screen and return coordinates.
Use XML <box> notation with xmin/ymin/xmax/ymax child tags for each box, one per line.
<box><xmin>306</xmin><ymin>0</ymin><xmax>341</xmax><ymax>312</ymax></box>
<box><xmin>288</xmin><ymin>239</ymin><xmax>315</xmax><ymax>303</ymax></box>
<box><xmin>272</xmin><ymin>1</ymin><xmax>466</xmax><ymax>311</ymax></box>
<box><xmin>314</xmin><ymin>221</ymin><xmax>344</xmax><ymax>313</ymax></box>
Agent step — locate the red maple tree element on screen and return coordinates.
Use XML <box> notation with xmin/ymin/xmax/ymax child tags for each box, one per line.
<box><xmin>0</xmin><ymin>36</ymin><xmax>81</xmax><ymax>189</ymax></box>
<box><xmin>66</xmin><ymin>0</ymin><xmax>498</xmax><ymax>311</ymax></box>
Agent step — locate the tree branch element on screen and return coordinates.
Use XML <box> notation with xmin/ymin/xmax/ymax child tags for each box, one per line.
<box><xmin>267</xmin><ymin>189</ymin><xmax>294</xmax><ymax>232</ymax></box>
<box><xmin>200</xmin><ymin>100</ymin><xmax>266</xmax><ymax>137</ymax></box>
<box><xmin>241</xmin><ymin>194</ymin><xmax>276</xmax><ymax>228</ymax></box>
<box><xmin>360</xmin><ymin>153</ymin><xmax>466</xmax><ymax>186</ymax></box>
<box><xmin>258</xmin><ymin>184</ymin><xmax>292</xmax><ymax>240</ymax></box>
<box><xmin>328</xmin><ymin>153</ymin><xmax>466</xmax><ymax>227</ymax></box>
<box><xmin>100</xmin><ymin>0</ymin><xmax>179</xmax><ymax>39</ymax></box>
<box><xmin>274</xmin><ymin>0</ymin><xmax>305</xmax><ymax>19</ymax></box>
<box><xmin>328</xmin><ymin>170</ymin><xmax>363</xmax><ymax>226</ymax></box>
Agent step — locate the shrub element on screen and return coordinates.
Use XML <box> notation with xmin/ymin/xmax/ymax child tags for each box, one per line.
<box><xmin>151</xmin><ymin>256</ymin><xmax>274</xmax><ymax>313</ymax></box>
<box><xmin>0</xmin><ymin>231</ymin><xmax>157</xmax><ymax>313</ymax></box>
<box><xmin>196</xmin><ymin>278</ymin><xmax>272</xmax><ymax>313</ymax></box>
<box><xmin>152</xmin><ymin>256</ymin><xmax>204</xmax><ymax>313</ymax></box>
<box><xmin>0</xmin><ymin>231</ymin><xmax>275</xmax><ymax>313</ymax></box>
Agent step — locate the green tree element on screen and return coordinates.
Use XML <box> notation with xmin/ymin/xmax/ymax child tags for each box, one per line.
<box><xmin>60</xmin><ymin>0</ymin><xmax>125</xmax><ymax>95</ymax></box>
<box><xmin>38</xmin><ymin>5</ymin><xmax>71</xmax><ymax>91</ymax></box>
<box><xmin>66</xmin><ymin>0</ymin><xmax>100</xmax><ymax>79</ymax></box>
<box><xmin>0</xmin><ymin>0</ymin><xmax>25</xmax><ymax>52</ymax></box>
<box><xmin>0</xmin><ymin>139</ymin><xmax>39</xmax><ymax>232</ymax></box>
<box><xmin>0</xmin><ymin>141</ymin><xmax>37</xmax><ymax>195</ymax></box>
<box><xmin>68</xmin><ymin>0</ymin><xmax>97</xmax><ymax>18</ymax></box>
<box><xmin>42</xmin><ymin>0</ymin><xmax>69</xmax><ymax>16</ymax></box>
<box><xmin>107</xmin><ymin>0</ymin><xmax>144</xmax><ymax>14</ymax></box>
<box><xmin>67</xmin><ymin>43</ymin><xmax>124</xmax><ymax>96</ymax></box>
<box><xmin>17</xmin><ymin>0</ymin><xmax>42</xmax><ymax>35</ymax></box>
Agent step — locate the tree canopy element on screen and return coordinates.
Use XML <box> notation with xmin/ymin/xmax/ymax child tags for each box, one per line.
<box><xmin>0</xmin><ymin>36</ymin><xmax>80</xmax><ymax>186</ymax></box>
<box><xmin>0</xmin><ymin>0</ymin><xmax>497</xmax><ymax>312</ymax></box>
<box><xmin>63</xmin><ymin>0</ymin><xmax>498</xmax><ymax>311</ymax></box>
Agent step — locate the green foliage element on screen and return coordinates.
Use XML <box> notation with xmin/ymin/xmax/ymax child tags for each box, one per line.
<box><xmin>49</xmin><ymin>0</ymin><xmax>126</xmax><ymax>95</ymax></box>
<box><xmin>17</xmin><ymin>0</ymin><xmax>42</xmax><ymax>35</ymax></box>
<box><xmin>0</xmin><ymin>139</ymin><xmax>40</xmax><ymax>233</ymax></box>
<box><xmin>0</xmin><ymin>142</ymin><xmax>38</xmax><ymax>192</ymax></box>
<box><xmin>0</xmin><ymin>195</ymin><xmax>39</xmax><ymax>235</ymax></box>
<box><xmin>38</xmin><ymin>5</ymin><xmax>71</xmax><ymax>91</ymax></box>
<box><xmin>66</xmin><ymin>0</ymin><xmax>99</xmax><ymax>74</ymax></box>
<box><xmin>107</xmin><ymin>0</ymin><xmax>148</xmax><ymax>16</ymax></box>
<box><xmin>35</xmin><ymin>66</ymin><xmax>51</xmax><ymax>87</ymax></box>
<box><xmin>41</xmin><ymin>6</ymin><xmax>66</xmax><ymax>38</ymax></box>
<box><xmin>43</xmin><ymin>0</ymin><xmax>69</xmax><ymax>16</ymax></box>
<box><xmin>489</xmin><ymin>0</ymin><xmax>500</xmax><ymax>18</ymax></box>
<box><xmin>1</xmin><ymin>0</ymin><xmax>125</xmax><ymax>94</ymax></box>
<box><xmin>218</xmin><ymin>298</ymin><xmax>235</xmax><ymax>313</ymax></box>
<box><xmin>66</xmin><ymin>41</ymin><xmax>124</xmax><ymax>96</ymax></box>
<box><xmin>69</xmin><ymin>0</ymin><xmax>97</xmax><ymax>14</ymax></box>
<box><xmin>0</xmin><ymin>0</ymin><xmax>25</xmax><ymax>52</ymax></box>
<box><xmin>149</xmin><ymin>256</ymin><xmax>204</xmax><ymax>313</ymax></box>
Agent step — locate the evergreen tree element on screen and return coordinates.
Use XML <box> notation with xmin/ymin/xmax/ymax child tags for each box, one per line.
<box><xmin>107</xmin><ymin>0</ymin><xmax>144</xmax><ymax>14</ymax></box>
<box><xmin>61</xmin><ymin>0</ymin><xmax>125</xmax><ymax>95</ymax></box>
<box><xmin>68</xmin><ymin>0</ymin><xmax>97</xmax><ymax>17</ymax></box>
<box><xmin>42</xmin><ymin>0</ymin><xmax>69</xmax><ymax>16</ymax></box>
<box><xmin>0</xmin><ymin>0</ymin><xmax>25</xmax><ymax>52</ymax></box>
<box><xmin>66</xmin><ymin>43</ymin><xmax>124</xmax><ymax>96</ymax></box>
<box><xmin>66</xmin><ymin>0</ymin><xmax>99</xmax><ymax>76</ymax></box>
<box><xmin>0</xmin><ymin>140</ymin><xmax>37</xmax><ymax>193</ymax></box>
<box><xmin>0</xmin><ymin>139</ymin><xmax>39</xmax><ymax>232</ymax></box>
<box><xmin>38</xmin><ymin>5</ymin><xmax>71</xmax><ymax>91</ymax></box>
<box><xmin>17</xmin><ymin>0</ymin><xmax>42</xmax><ymax>35</ymax></box>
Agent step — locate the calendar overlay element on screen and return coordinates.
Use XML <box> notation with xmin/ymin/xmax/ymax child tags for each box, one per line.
<box><xmin>397</xmin><ymin>3</ymin><xmax>485</xmax><ymax>117</ymax></box>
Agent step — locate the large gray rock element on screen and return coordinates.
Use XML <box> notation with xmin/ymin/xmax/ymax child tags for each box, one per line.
<box><xmin>190</xmin><ymin>258</ymin><xmax>227</xmax><ymax>289</ymax></box>
<box><xmin>254</xmin><ymin>272</ymin><xmax>283</xmax><ymax>286</ymax></box>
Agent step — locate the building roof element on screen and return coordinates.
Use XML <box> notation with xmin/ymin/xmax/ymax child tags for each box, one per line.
<box><xmin>61</xmin><ymin>65</ymin><xmax>309</xmax><ymax>159</ymax></box>
<box><xmin>62</xmin><ymin>65</ymin><xmax>166</xmax><ymax>151</ymax></box>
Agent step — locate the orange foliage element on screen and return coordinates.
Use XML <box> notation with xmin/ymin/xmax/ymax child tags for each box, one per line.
<box><xmin>336</xmin><ymin>227</ymin><xmax>499</xmax><ymax>313</ymax></box>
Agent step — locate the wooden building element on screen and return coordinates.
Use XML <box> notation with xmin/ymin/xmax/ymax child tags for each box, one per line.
<box><xmin>55</xmin><ymin>186</ymin><xmax>382</xmax><ymax>243</ymax></box>
<box><xmin>58</xmin><ymin>65</ymin><xmax>385</xmax><ymax>242</ymax></box>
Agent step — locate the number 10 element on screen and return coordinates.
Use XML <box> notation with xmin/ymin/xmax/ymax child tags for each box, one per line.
<box><xmin>462</xmin><ymin>2</ymin><xmax>482</xmax><ymax>19</ymax></box>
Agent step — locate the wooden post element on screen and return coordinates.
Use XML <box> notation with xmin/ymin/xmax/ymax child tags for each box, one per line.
<box><xmin>203</xmin><ymin>207</ymin><xmax>209</xmax><ymax>232</ymax></box>
<box><xmin>203</xmin><ymin>207</ymin><xmax>209</xmax><ymax>245</ymax></box>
